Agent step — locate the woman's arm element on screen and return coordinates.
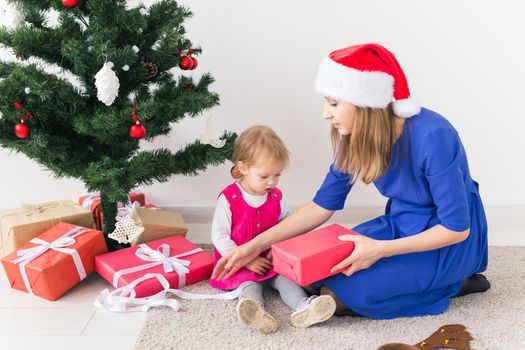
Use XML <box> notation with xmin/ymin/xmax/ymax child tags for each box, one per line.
<box><xmin>381</xmin><ymin>224</ymin><xmax>470</xmax><ymax>257</ymax></box>
<box><xmin>212</xmin><ymin>201</ymin><xmax>334</xmax><ymax>280</ymax></box>
<box><xmin>333</xmin><ymin>224</ymin><xmax>470</xmax><ymax>277</ymax></box>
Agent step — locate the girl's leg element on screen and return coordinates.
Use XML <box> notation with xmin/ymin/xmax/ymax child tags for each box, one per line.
<box><xmin>265</xmin><ymin>275</ymin><xmax>308</xmax><ymax>310</ymax></box>
<box><xmin>236</xmin><ymin>282</ymin><xmax>279</xmax><ymax>334</ymax></box>
<box><xmin>266</xmin><ymin>275</ymin><xmax>336</xmax><ymax>328</ymax></box>
<box><xmin>239</xmin><ymin>281</ymin><xmax>264</xmax><ymax>305</ymax></box>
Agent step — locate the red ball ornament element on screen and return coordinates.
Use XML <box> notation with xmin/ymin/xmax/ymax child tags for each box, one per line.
<box><xmin>179</xmin><ymin>56</ymin><xmax>194</xmax><ymax>70</ymax></box>
<box><xmin>190</xmin><ymin>57</ymin><xmax>198</xmax><ymax>70</ymax></box>
<box><xmin>14</xmin><ymin>122</ymin><xmax>30</xmax><ymax>139</ymax></box>
<box><xmin>130</xmin><ymin>122</ymin><xmax>146</xmax><ymax>139</ymax></box>
<box><xmin>62</xmin><ymin>0</ymin><xmax>79</xmax><ymax>8</ymax></box>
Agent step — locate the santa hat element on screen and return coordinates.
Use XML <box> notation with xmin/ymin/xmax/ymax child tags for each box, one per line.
<box><xmin>315</xmin><ymin>43</ymin><xmax>420</xmax><ymax>118</ymax></box>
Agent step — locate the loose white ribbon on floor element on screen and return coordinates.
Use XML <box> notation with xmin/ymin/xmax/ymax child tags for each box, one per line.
<box><xmin>12</xmin><ymin>226</ymin><xmax>88</xmax><ymax>294</ymax></box>
<box><xmin>112</xmin><ymin>243</ymin><xmax>203</xmax><ymax>289</ymax></box>
<box><xmin>95</xmin><ymin>273</ymin><xmax>250</xmax><ymax>313</ymax></box>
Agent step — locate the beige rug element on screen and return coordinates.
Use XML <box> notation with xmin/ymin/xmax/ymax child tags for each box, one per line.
<box><xmin>134</xmin><ymin>247</ymin><xmax>525</xmax><ymax>350</ymax></box>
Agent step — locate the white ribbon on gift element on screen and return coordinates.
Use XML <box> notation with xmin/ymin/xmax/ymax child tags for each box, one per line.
<box><xmin>95</xmin><ymin>273</ymin><xmax>250</xmax><ymax>313</ymax></box>
<box><xmin>112</xmin><ymin>243</ymin><xmax>203</xmax><ymax>289</ymax></box>
<box><xmin>12</xmin><ymin>226</ymin><xmax>88</xmax><ymax>295</ymax></box>
<box><xmin>81</xmin><ymin>193</ymin><xmax>100</xmax><ymax>211</ymax></box>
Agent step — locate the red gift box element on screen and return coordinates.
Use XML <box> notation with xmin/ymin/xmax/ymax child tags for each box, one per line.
<box><xmin>1</xmin><ymin>222</ymin><xmax>107</xmax><ymax>301</ymax></box>
<box><xmin>95</xmin><ymin>235</ymin><xmax>214</xmax><ymax>297</ymax></box>
<box><xmin>271</xmin><ymin>224</ymin><xmax>359</xmax><ymax>286</ymax></box>
<box><xmin>78</xmin><ymin>192</ymin><xmax>149</xmax><ymax>231</ymax></box>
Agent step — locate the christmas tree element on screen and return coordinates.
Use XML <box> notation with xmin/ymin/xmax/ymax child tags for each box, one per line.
<box><xmin>0</xmin><ymin>0</ymin><xmax>236</xmax><ymax>250</ymax></box>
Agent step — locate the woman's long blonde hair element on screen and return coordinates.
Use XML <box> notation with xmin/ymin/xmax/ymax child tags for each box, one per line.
<box><xmin>230</xmin><ymin>125</ymin><xmax>290</xmax><ymax>179</ymax></box>
<box><xmin>332</xmin><ymin>104</ymin><xmax>403</xmax><ymax>184</ymax></box>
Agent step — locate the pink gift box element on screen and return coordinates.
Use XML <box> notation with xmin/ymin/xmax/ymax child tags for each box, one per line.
<box><xmin>271</xmin><ymin>224</ymin><xmax>358</xmax><ymax>286</ymax></box>
<box><xmin>95</xmin><ymin>235</ymin><xmax>214</xmax><ymax>297</ymax></box>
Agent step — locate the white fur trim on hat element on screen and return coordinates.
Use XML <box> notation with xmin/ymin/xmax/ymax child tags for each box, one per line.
<box><xmin>393</xmin><ymin>97</ymin><xmax>421</xmax><ymax>118</ymax></box>
<box><xmin>315</xmin><ymin>57</ymin><xmax>394</xmax><ymax>108</ymax></box>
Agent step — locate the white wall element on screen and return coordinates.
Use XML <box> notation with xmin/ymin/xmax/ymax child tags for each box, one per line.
<box><xmin>1</xmin><ymin>0</ymin><xmax>524</xmax><ymax>209</ymax></box>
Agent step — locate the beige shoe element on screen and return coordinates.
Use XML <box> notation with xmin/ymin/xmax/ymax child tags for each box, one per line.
<box><xmin>290</xmin><ymin>295</ymin><xmax>336</xmax><ymax>328</ymax></box>
<box><xmin>236</xmin><ymin>298</ymin><xmax>279</xmax><ymax>334</ymax></box>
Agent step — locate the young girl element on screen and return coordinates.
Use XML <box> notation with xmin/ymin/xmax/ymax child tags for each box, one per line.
<box><xmin>212</xmin><ymin>44</ymin><xmax>490</xmax><ymax>320</ymax></box>
<box><xmin>208</xmin><ymin>125</ymin><xmax>336</xmax><ymax>333</ymax></box>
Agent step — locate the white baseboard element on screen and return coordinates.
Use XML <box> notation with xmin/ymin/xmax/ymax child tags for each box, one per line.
<box><xmin>166</xmin><ymin>206</ymin><xmax>525</xmax><ymax>246</ymax></box>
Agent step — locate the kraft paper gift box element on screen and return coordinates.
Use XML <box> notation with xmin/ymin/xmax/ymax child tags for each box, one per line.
<box><xmin>95</xmin><ymin>235</ymin><xmax>213</xmax><ymax>298</ymax></box>
<box><xmin>0</xmin><ymin>200</ymin><xmax>93</xmax><ymax>256</ymax></box>
<box><xmin>1</xmin><ymin>222</ymin><xmax>107</xmax><ymax>301</ymax></box>
<box><xmin>130</xmin><ymin>207</ymin><xmax>187</xmax><ymax>246</ymax></box>
<box><xmin>271</xmin><ymin>224</ymin><xmax>359</xmax><ymax>286</ymax></box>
<box><xmin>78</xmin><ymin>192</ymin><xmax>147</xmax><ymax>231</ymax></box>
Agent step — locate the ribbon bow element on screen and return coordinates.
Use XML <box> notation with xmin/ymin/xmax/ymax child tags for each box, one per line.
<box><xmin>21</xmin><ymin>202</ymin><xmax>61</xmax><ymax>216</ymax></box>
<box><xmin>14</xmin><ymin>235</ymin><xmax>78</xmax><ymax>264</ymax></box>
<box><xmin>135</xmin><ymin>244</ymin><xmax>191</xmax><ymax>275</ymax></box>
<box><xmin>117</xmin><ymin>200</ymin><xmax>141</xmax><ymax>217</ymax></box>
<box><xmin>112</xmin><ymin>243</ymin><xmax>203</xmax><ymax>289</ymax></box>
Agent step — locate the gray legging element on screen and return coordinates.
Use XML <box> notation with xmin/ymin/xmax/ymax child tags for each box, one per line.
<box><xmin>240</xmin><ymin>275</ymin><xmax>308</xmax><ymax>310</ymax></box>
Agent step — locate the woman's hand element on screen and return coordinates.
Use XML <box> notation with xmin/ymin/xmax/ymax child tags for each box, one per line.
<box><xmin>330</xmin><ymin>234</ymin><xmax>386</xmax><ymax>277</ymax></box>
<box><xmin>212</xmin><ymin>243</ymin><xmax>261</xmax><ymax>281</ymax></box>
<box><xmin>245</xmin><ymin>256</ymin><xmax>273</xmax><ymax>275</ymax></box>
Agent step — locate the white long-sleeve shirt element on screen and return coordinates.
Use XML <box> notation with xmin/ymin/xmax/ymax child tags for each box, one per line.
<box><xmin>211</xmin><ymin>182</ymin><xmax>290</xmax><ymax>256</ymax></box>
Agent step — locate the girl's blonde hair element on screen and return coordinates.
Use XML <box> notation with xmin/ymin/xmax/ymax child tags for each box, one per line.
<box><xmin>332</xmin><ymin>104</ymin><xmax>403</xmax><ymax>184</ymax></box>
<box><xmin>231</xmin><ymin>125</ymin><xmax>290</xmax><ymax>179</ymax></box>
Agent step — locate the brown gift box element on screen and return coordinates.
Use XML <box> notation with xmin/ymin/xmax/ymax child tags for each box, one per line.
<box><xmin>131</xmin><ymin>207</ymin><xmax>187</xmax><ymax>245</ymax></box>
<box><xmin>0</xmin><ymin>200</ymin><xmax>93</xmax><ymax>256</ymax></box>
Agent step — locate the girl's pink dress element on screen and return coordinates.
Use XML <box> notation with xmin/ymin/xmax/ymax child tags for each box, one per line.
<box><xmin>209</xmin><ymin>183</ymin><xmax>281</xmax><ymax>290</ymax></box>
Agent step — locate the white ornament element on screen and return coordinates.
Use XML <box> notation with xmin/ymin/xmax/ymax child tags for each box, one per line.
<box><xmin>200</xmin><ymin>116</ymin><xmax>226</xmax><ymax>148</ymax></box>
<box><xmin>122</xmin><ymin>64</ymin><xmax>130</xmax><ymax>71</ymax></box>
<box><xmin>24</xmin><ymin>87</ymin><xmax>31</xmax><ymax>94</ymax></box>
<box><xmin>108</xmin><ymin>215</ymin><xmax>144</xmax><ymax>244</ymax></box>
<box><xmin>95</xmin><ymin>61</ymin><xmax>120</xmax><ymax>106</ymax></box>
<box><xmin>132</xmin><ymin>45</ymin><xmax>140</xmax><ymax>54</ymax></box>
<box><xmin>139</xmin><ymin>8</ymin><xmax>148</xmax><ymax>16</ymax></box>
<box><xmin>1</xmin><ymin>2</ymin><xmax>24</xmax><ymax>30</ymax></box>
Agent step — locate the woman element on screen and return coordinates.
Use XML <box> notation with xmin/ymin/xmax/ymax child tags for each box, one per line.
<box><xmin>212</xmin><ymin>43</ymin><xmax>490</xmax><ymax>319</ymax></box>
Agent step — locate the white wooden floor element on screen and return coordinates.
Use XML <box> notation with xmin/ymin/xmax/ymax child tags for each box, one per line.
<box><xmin>0</xmin><ymin>206</ymin><xmax>523</xmax><ymax>350</ymax></box>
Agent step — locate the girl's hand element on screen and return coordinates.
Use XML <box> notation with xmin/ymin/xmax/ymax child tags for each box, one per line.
<box><xmin>266</xmin><ymin>250</ymin><xmax>273</xmax><ymax>261</ymax></box>
<box><xmin>212</xmin><ymin>243</ymin><xmax>261</xmax><ymax>280</ymax></box>
<box><xmin>330</xmin><ymin>234</ymin><xmax>386</xmax><ymax>277</ymax></box>
<box><xmin>246</xmin><ymin>256</ymin><xmax>273</xmax><ymax>275</ymax></box>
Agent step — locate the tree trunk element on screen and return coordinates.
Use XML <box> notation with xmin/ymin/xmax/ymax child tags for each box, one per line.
<box><xmin>100</xmin><ymin>192</ymin><xmax>128</xmax><ymax>251</ymax></box>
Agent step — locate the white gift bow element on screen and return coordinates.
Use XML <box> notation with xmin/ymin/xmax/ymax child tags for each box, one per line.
<box><xmin>112</xmin><ymin>243</ymin><xmax>203</xmax><ymax>289</ymax></box>
<box><xmin>95</xmin><ymin>273</ymin><xmax>250</xmax><ymax>313</ymax></box>
<box><xmin>117</xmin><ymin>201</ymin><xmax>141</xmax><ymax>217</ymax></box>
<box><xmin>12</xmin><ymin>226</ymin><xmax>88</xmax><ymax>295</ymax></box>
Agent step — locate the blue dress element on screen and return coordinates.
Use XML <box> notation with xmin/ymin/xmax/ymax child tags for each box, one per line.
<box><xmin>313</xmin><ymin>108</ymin><xmax>488</xmax><ymax>319</ymax></box>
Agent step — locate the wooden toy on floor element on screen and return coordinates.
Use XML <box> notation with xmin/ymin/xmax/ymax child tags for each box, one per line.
<box><xmin>377</xmin><ymin>324</ymin><xmax>473</xmax><ymax>350</ymax></box>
